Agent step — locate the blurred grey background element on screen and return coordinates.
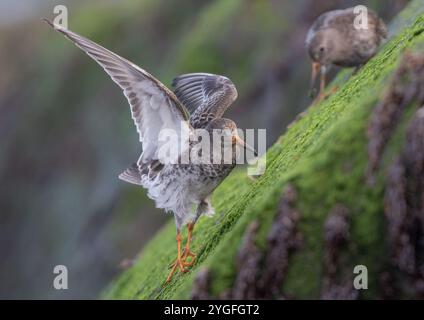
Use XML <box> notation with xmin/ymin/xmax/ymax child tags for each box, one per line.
<box><xmin>0</xmin><ymin>0</ymin><xmax>409</xmax><ymax>299</ymax></box>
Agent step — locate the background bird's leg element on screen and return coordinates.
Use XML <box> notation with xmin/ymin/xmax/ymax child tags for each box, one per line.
<box><xmin>352</xmin><ymin>64</ymin><xmax>364</xmax><ymax>75</ymax></box>
<box><xmin>318</xmin><ymin>66</ymin><xmax>327</xmax><ymax>102</ymax></box>
<box><xmin>314</xmin><ymin>65</ymin><xmax>328</xmax><ymax>103</ymax></box>
<box><xmin>309</xmin><ymin>61</ymin><xmax>320</xmax><ymax>98</ymax></box>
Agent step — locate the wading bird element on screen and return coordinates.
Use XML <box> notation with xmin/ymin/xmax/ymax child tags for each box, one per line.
<box><xmin>306</xmin><ymin>6</ymin><xmax>387</xmax><ymax>101</ymax></box>
<box><xmin>44</xmin><ymin>19</ymin><xmax>256</xmax><ymax>283</ymax></box>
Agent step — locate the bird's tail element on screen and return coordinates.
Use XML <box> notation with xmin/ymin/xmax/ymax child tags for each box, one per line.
<box><xmin>118</xmin><ymin>163</ymin><xmax>142</xmax><ymax>185</ymax></box>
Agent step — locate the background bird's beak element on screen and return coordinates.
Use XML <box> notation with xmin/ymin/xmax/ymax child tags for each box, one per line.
<box><xmin>235</xmin><ymin>135</ymin><xmax>258</xmax><ymax>156</ymax></box>
<box><xmin>309</xmin><ymin>61</ymin><xmax>321</xmax><ymax>98</ymax></box>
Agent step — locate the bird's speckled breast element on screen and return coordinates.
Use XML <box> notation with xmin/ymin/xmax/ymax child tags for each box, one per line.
<box><xmin>141</xmin><ymin>161</ymin><xmax>236</xmax><ymax>220</ymax></box>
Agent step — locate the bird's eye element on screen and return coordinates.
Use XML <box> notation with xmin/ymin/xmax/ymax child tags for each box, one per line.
<box><xmin>319</xmin><ymin>47</ymin><xmax>325</xmax><ymax>52</ymax></box>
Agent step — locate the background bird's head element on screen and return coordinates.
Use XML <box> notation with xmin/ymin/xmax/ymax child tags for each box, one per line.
<box><xmin>307</xmin><ymin>29</ymin><xmax>340</xmax><ymax>97</ymax></box>
<box><xmin>307</xmin><ymin>30</ymin><xmax>338</xmax><ymax>65</ymax></box>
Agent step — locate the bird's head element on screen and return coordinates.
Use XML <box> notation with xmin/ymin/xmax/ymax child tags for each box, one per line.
<box><xmin>206</xmin><ymin>118</ymin><xmax>257</xmax><ymax>158</ymax></box>
<box><xmin>307</xmin><ymin>30</ymin><xmax>338</xmax><ymax>97</ymax></box>
<box><xmin>307</xmin><ymin>30</ymin><xmax>337</xmax><ymax>65</ymax></box>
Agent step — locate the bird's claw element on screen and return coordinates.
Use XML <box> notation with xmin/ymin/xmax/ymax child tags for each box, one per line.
<box><xmin>168</xmin><ymin>249</ymin><xmax>197</xmax><ymax>269</ymax></box>
<box><xmin>165</xmin><ymin>249</ymin><xmax>197</xmax><ymax>283</ymax></box>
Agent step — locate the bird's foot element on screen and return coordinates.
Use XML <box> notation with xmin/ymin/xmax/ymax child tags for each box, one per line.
<box><xmin>181</xmin><ymin>248</ymin><xmax>197</xmax><ymax>266</ymax></box>
<box><xmin>165</xmin><ymin>249</ymin><xmax>197</xmax><ymax>283</ymax></box>
<box><xmin>313</xmin><ymin>86</ymin><xmax>338</xmax><ymax>105</ymax></box>
<box><xmin>165</xmin><ymin>223</ymin><xmax>197</xmax><ymax>284</ymax></box>
<box><xmin>166</xmin><ymin>257</ymin><xmax>185</xmax><ymax>283</ymax></box>
<box><xmin>168</xmin><ymin>248</ymin><xmax>197</xmax><ymax>269</ymax></box>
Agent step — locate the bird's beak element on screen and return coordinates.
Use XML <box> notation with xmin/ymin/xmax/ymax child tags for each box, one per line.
<box><xmin>235</xmin><ymin>135</ymin><xmax>258</xmax><ymax>157</ymax></box>
<box><xmin>309</xmin><ymin>61</ymin><xmax>321</xmax><ymax>98</ymax></box>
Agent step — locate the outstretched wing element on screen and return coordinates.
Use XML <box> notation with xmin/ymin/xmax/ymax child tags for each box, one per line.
<box><xmin>172</xmin><ymin>73</ymin><xmax>238</xmax><ymax>127</ymax></box>
<box><xmin>44</xmin><ymin>19</ymin><xmax>190</xmax><ymax>163</ymax></box>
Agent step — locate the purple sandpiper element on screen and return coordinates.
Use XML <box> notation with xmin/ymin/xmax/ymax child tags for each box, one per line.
<box><xmin>44</xmin><ymin>19</ymin><xmax>256</xmax><ymax>283</ymax></box>
<box><xmin>306</xmin><ymin>6</ymin><xmax>387</xmax><ymax>101</ymax></box>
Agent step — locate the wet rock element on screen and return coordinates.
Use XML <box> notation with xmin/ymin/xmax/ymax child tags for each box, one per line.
<box><xmin>321</xmin><ymin>204</ymin><xmax>357</xmax><ymax>300</ymax></box>
<box><xmin>367</xmin><ymin>51</ymin><xmax>424</xmax><ymax>185</ymax></box>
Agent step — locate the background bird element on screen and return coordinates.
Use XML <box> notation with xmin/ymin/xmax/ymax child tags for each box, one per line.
<box><xmin>44</xmin><ymin>19</ymin><xmax>256</xmax><ymax>283</ymax></box>
<box><xmin>306</xmin><ymin>6</ymin><xmax>387</xmax><ymax>101</ymax></box>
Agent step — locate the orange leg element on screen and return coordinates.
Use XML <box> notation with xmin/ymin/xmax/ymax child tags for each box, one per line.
<box><xmin>320</xmin><ymin>71</ymin><xmax>326</xmax><ymax>96</ymax></box>
<box><xmin>165</xmin><ymin>232</ymin><xmax>186</xmax><ymax>283</ymax></box>
<box><xmin>181</xmin><ymin>223</ymin><xmax>197</xmax><ymax>266</ymax></box>
<box><xmin>165</xmin><ymin>224</ymin><xmax>197</xmax><ymax>283</ymax></box>
<box><xmin>314</xmin><ymin>71</ymin><xmax>327</xmax><ymax>104</ymax></box>
<box><xmin>314</xmin><ymin>72</ymin><xmax>340</xmax><ymax>104</ymax></box>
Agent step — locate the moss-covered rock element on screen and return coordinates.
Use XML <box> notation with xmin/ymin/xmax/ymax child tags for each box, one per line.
<box><xmin>104</xmin><ymin>1</ymin><xmax>424</xmax><ymax>299</ymax></box>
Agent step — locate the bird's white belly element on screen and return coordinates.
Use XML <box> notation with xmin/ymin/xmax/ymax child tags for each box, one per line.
<box><xmin>141</xmin><ymin>164</ymin><xmax>221</xmax><ymax>221</ymax></box>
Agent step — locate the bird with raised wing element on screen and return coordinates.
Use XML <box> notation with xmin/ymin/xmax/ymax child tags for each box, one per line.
<box><xmin>306</xmin><ymin>6</ymin><xmax>387</xmax><ymax>102</ymax></box>
<box><xmin>44</xmin><ymin>19</ymin><xmax>256</xmax><ymax>283</ymax></box>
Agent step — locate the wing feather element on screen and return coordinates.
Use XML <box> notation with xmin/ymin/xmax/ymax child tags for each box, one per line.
<box><xmin>44</xmin><ymin>19</ymin><xmax>190</xmax><ymax>163</ymax></box>
<box><xmin>172</xmin><ymin>73</ymin><xmax>238</xmax><ymax>127</ymax></box>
